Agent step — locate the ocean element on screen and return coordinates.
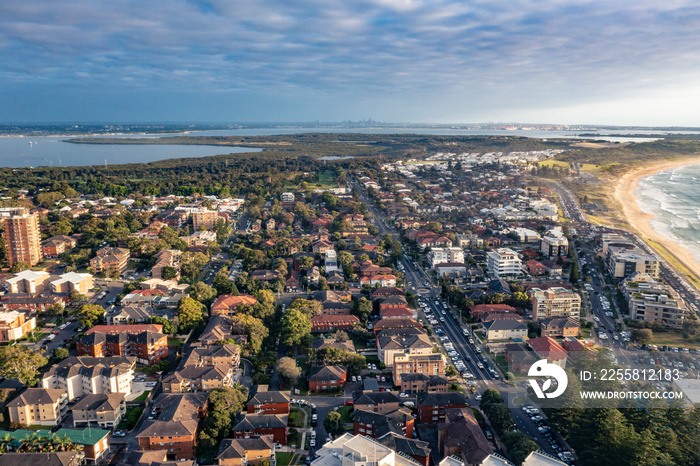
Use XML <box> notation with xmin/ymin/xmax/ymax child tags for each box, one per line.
<box><xmin>636</xmin><ymin>163</ymin><xmax>700</xmax><ymax>265</ymax></box>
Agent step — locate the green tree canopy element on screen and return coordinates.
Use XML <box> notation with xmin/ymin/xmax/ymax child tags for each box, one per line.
<box><xmin>77</xmin><ymin>304</ymin><xmax>105</xmax><ymax>328</ymax></box>
<box><xmin>280</xmin><ymin>309</ymin><xmax>312</xmax><ymax>347</ymax></box>
<box><xmin>0</xmin><ymin>346</ymin><xmax>47</xmax><ymax>386</ymax></box>
<box><xmin>176</xmin><ymin>296</ymin><xmax>206</xmax><ymax>332</ymax></box>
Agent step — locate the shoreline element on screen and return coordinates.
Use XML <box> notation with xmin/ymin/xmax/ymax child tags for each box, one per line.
<box><xmin>614</xmin><ymin>157</ymin><xmax>700</xmax><ymax>285</ymax></box>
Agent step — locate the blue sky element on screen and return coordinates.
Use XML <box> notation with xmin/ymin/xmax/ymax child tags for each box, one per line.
<box><xmin>2</xmin><ymin>0</ymin><xmax>700</xmax><ymax>125</ymax></box>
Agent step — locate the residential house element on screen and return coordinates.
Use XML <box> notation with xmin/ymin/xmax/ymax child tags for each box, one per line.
<box><xmin>540</xmin><ymin>317</ymin><xmax>580</xmax><ymax>338</ymax></box>
<box><xmin>527</xmin><ymin>337</ymin><xmax>567</xmax><ymax>368</ymax></box>
<box><xmin>307</xmin><ymin>366</ymin><xmax>347</xmax><ymax>393</ymax></box>
<box><xmin>481</xmin><ymin>319</ymin><xmax>528</xmax><ymax>341</ymax></box>
<box><xmin>504</xmin><ymin>343</ymin><xmax>539</xmax><ymax>374</ymax></box>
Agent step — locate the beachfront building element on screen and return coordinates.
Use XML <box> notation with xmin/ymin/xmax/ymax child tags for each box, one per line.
<box><xmin>606</xmin><ymin>246</ymin><xmax>660</xmax><ymax>280</ymax></box>
<box><xmin>487</xmin><ymin>248</ymin><xmax>522</xmax><ymax>278</ymax></box>
<box><xmin>531</xmin><ymin>287</ymin><xmax>581</xmax><ymax>322</ymax></box>
<box><xmin>621</xmin><ymin>273</ymin><xmax>687</xmax><ymax>327</ymax></box>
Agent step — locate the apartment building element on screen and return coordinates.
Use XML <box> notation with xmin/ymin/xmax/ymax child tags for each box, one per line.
<box><xmin>377</xmin><ymin>333</ymin><xmax>432</xmax><ymax>367</ymax></box>
<box><xmin>622</xmin><ymin>273</ymin><xmax>687</xmax><ymax>327</ymax></box>
<box><xmin>1</xmin><ymin>208</ymin><xmax>42</xmax><ymax>267</ymax></box>
<box><xmin>486</xmin><ymin>248</ymin><xmax>522</xmax><ymax>277</ymax></box>
<box><xmin>50</xmin><ymin>271</ymin><xmax>94</xmax><ymax>294</ymax></box>
<box><xmin>540</xmin><ymin>235</ymin><xmax>569</xmax><ymax>258</ymax></box>
<box><xmin>211</xmin><ymin>294</ymin><xmax>257</xmax><ymax>317</ymax></box>
<box><xmin>71</xmin><ymin>393</ymin><xmax>126</xmax><ymax>429</ymax></box>
<box><xmin>531</xmin><ymin>287</ymin><xmax>581</xmax><ymax>321</ymax></box>
<box><xmin>428</xmin><ymin>247</ymin><xmax>465</xmax><ymax>268</ymax></box>
<box><xmin>307</xmin><ymin>366</ymin><xmax>347</xmax><ymax>393</ymax></box>
<box><xmin>606</xmin><ymin>246</ymin><xmax>660</xmax><ymax>279</ymax></box>
<box><xmin>416</xmin><ymin>392</ymin><xmax>468</xmax><ymax>424</ymax></box>
<box><xmin>0</xmin><ymin>310</ymin><xmax>36</xmax><ymax>341</ymax></box>
<box><xmin>392</xmin><ymin>353</ymin><xmax>445</xmax><ymax>386</ymax></box>
<box><xmin>215</xmin><ymin>435</ymin><xmax>275</xmax><ymax>466</ymax></box>
<box><xmin>192</xmin><ymin>208</ymin><xmax>218</xmax><ymax>230</ymax></box>
<box><xmin>90</xmin><ymin>246</ymin><xmax>130</xmax><ymax>274</ymax></box>
<box><xmin>6</xmin><ymin>388</ymin><xmax>68</xmax><ymax>427</ymax></box>
<box><xmin>6</xmin><ymin>269</ymin><xmax>50</xmax><ymax>294</ymax></box>
<box><xmin>42</xmin><ymin>356</ymin><xmax>135</xmax><ymax>401</ymax></box>
<box><xmin>77</xmin><ymin>330</ymin><xmax>168</xmax><ymax>365</ymax></box>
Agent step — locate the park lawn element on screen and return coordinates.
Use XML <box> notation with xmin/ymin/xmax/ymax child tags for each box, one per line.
<box><xmin>133</xmin><ymin>390</ymin><xmax>151</xmax><ymax>402</ymax></box>
<box><xmin>315</xmin><ymin>170</ymin><xmax>340</xmax><ymax>189</ymax></box>
<box><xmin>276</xmin><ymin>452</ymin><xmax>296</xmax><ymax>466</ymax></box>
<box><xmin>118</xmin><ymin>407</ymin><xmax>144</xmax><ymax>431</ymax></box>
<box><xmin>650</xmin><ymin>331</ymin><xmax>700</xmax><ymax>349</ymax></box>
<box><xmin>338</xmin><ymin>405</ymin><xmax>353</xmax><ymax>425</ymax></box>
<box><xmin>579</xmin><ymin>326</ymin><xmax>592</xmax><ymax>338</ymax></box>
<box><xmin>288</xmin><ymin>407</ymin><xmax>305</xmax><ymax>427</ymax></box>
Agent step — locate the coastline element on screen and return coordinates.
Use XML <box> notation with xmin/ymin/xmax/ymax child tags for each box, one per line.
<box><xmin>614</xmin><ymin>157</ymin><xmax>700</xmax><ymax>284</ymax></box>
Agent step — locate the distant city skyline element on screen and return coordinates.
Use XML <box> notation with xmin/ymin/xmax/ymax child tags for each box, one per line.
<box><xmin>2</xmin><ymin>1</ymin><xmax>700</xmax><ymax>125</ymax></box>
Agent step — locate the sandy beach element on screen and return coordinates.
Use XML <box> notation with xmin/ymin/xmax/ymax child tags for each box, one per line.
<box><xmin>614</xmin><ymin>158</ymin><xmax>700</xmax><ymax>283</ymax></box>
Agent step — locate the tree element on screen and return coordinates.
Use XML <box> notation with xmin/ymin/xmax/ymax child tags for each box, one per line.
<box><xmin>446</xmin><ymin>366</ymin><xmax>458</xmax><ymax>377</ymax></box>
<box><xmin>277</xmin><ymin>357</ymin><xmax>302</xmax><ymax>384</ymax></box>
<box><xmin>351</xmin><ymin>297</ymin><xmax>373</xmax><ymax>325</ymax></box>
<box><xmin>9</xmin><ymin>261</ymin><xmax>29</xmax><ymax>273</ymax></box>
<box><xmin>280</xmin><ymin>309</ymin><xmax>312</xmax><ymax>347</ymax></box>
<box><xmin>333</xmin><ymin>330</ymin><xmax>349</xmax><ymax>341</ymax></box>
<box><xmin>77</xmin><ymin>304</ymin><xmax>105</xmax><ymax>328</ymax></box>
<box><xmin>52</xmin><ymin>348</ymin><xmax>69</xmax><ymax>361</ymax></box>
<box><xmin>189</xmin><ymin>281</ymin><xmax>217</xmax><ymax>307</ymax></box>
<box><xmin>0</xmin><ymin>346</ymin><xmax>47</xmax><ymax>386</ymax></box>
<box><xmin>230</xmin><ymin>314</ymin><xmax>269</xmax><ymax>355</ymax></box>
<box><xmin>324</xmin><ymin>410</ymin><xmax>344</xmax><ymax>435</ymax></box>
<box><xmin>148</xmin><ymin>316</ymin><xmax>176</xmax><ymax>334</ymax></box>
<box><xmin>161</xmin><ymin>266</ymin><xmax>178</xmax><ymax>280</ymax></box>
<box><xmin>176</xmin><ymin>296</ymin><xmax>206</xmax><ymax>332</ymax></box>
<box><xmin>631</xmin><ymin>328</ymin><xmax>653</xmax><ymax>345</ymax></box>
<box><xmin>213</xmin><ymin>272</ymin><xmax>238</xmax><ymax>296</ymax></box>
<box><xmin>502</xmin><ymin>431</ymin><xmax>539</xmax><ymax>465</ymax></box>
<box><xmin>287</xmin><ymin>299</ymin><xmax>322</xmax><ymax>318</ymax></box>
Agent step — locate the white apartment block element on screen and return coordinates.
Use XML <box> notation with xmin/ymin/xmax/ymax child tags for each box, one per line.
<box><xmin>42</xmin><ymin>357</ymin><xmax>134</xmax><ymax>401</ymax></box>
<box><xmin>428</xmin><ymin>247</ymin><xmax>465</xmax><ymax>268</ymax></box>
<box><xmin>540</xmin><ymin>235</ymin><xmax>569</xmax><ymax>258</ymax></box>
<box><xmin>606</xmin><ymin>247</ymin><xmax>660</xmax><ymax>280</ymax></box>
<box><xmin>487</xmin><ymin>248</ymin><xmax>522</xmax><ymax>277</ymax></box>
<box><xmin>531</xmin><ymin>287</ymin><xmax>581</xmax><ymax>321</ymax></box>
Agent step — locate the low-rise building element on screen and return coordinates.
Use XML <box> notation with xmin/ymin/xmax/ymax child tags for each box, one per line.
<box><xmin>77</xmin><ymin>329</ymin><xmax>168</xmax><ymax>365</ymax></box>
<box><xmin>540</xmin><ymin>317</ymin><xmax>580</xmax><ymax>338</ymax></box>
<box><xmin>438</xmin><ymin>407</ymin><xmax>493</xmax><ymax>465</ymax></box>
<box><xmin>606</xmin><ymin>246</ymin><xmax>660</xmax><ymax>280</ymax></box>
<box><xmin>416</xmin><ymin>392</ymin><xmax>468</xmax><ymax>424</ymax></box>
<box><xmin>6</xmin><ymin>270</ymin><xmax>50</xmax><ymax>294</ymax></box>
<box><xmin>71</xmin><ymin>393</ymin><xmax>126</xmax><ymax>429</ymax></box>
<box><xmin>307</xmin><ymin>365</ymin><xmax>347</xmax><ymax>393</ymax></box>
<box><xmin>211</xmin><ymin>294</ymin><xmax>257</xmax><ymax>317</ymax></box>
<box><xmin>90</xmin><ymin>247</ymin><xmax>130</xmax><ymax>275</ymax></box>
<box><xmin>392</xmin><ymin>353</ymin><xmax>445</xmax><ymax>386</ymax></box>
<box><xmin>481</xmin><ymin>319</ymin><xmax>528</xmax><ymax>341</ymax></box>
<box><xmin>352</xmin><ymin>407</ymin><xmax>415</xmax><ymax>439</ymax></box>
<box><xmin>215</xmin><ymin>435</ymin><xmax>275</xmax><ymax>466</ymax></box>
<box><xmin>428</xmin><ymin>247</ymin><xmax>465</xmax><ymax>268</ymax></box>
<box><xmin>231</xmin><ymin>413</ymin><xmax>288</xmax><ymax>446</ymax></box>
<box><xmin>399</xmin><ymin>374</ymin><xmax>448</xmax><ymax>394</ymax></box>
<box><xmin>622</xmin><ymin>273</ymin><xmax>687</xmax><ymax>327</ymax></box>
<box><xmin>246</xmin><ymin>389</ymin><xmax>290</xmax><ymax>415</ymax></box>
<box><xmin>540</xmin><ymin>235</ymin><xmax>569</xmax><ymax>258</ymax></box>
<box><xmin>312</xmin><ymin>433</ymin><xmax>424</xmax><ymax>466</ymax></box>
<box><xmin>162</xmin><ymin>365</ymin><xmax>234</xmax><ymax>393</ymax></box>
<box><xmin>0</xmin><ymin>310</ymin><xmax>36</xmax><ymax>341</ymax></box>
<box><xmin>353</xmin><ymin>391</ymin><xmax>401</xmax><ymax>414</ymax></box>
<box><xmin>136</xmin><ymin>392</ymin><xmax>208</xmax><ymax>460</ymax></box>
<box><xmin>527</xmin><ymin>337</ymin><xmax>567</xmax><ymax>368</ymax></box>
<box><xmin>50</xmin><ymin>272</ymin><xmax>94</xmax><ymax>294</ymax></box>
<box><xmin>311</xmin><ymin>314</ymin><xmax>360</xmax><ymax>332</ymax></box>
<box><xmin>377</xmin><ymin>333</ymin><xmax>432</xmax><ymax>367</ymax></box>
<box><xmin>6</xmin><ymin>388</ymin><xmax>68</xmax><ymax>426</ymax></box>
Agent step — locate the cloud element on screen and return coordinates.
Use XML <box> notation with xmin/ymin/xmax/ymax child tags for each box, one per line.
<box><xmin>2</xmin><ymin>0</ymin><xmax>700</xmax><ymax>122</ymax></box>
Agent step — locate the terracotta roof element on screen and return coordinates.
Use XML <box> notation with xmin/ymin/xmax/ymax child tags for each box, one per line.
<box><xmin>211</xmin><ymin>294</ymin><xmax>257</xmax><ymax>311</ymax></box>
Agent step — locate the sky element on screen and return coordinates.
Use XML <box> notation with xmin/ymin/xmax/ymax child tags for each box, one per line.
<box><xmin>2</xmin><ymin>0</ymin><xmax>700</xmax><ymax>125</ymax></box>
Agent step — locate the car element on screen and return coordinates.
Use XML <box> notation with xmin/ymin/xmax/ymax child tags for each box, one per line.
<box><xmin>310</xmin><ymin>431</ymin><xmax>316</xmax><ymax>439</ymax></box>
<box><xmin>352</xmin><ymin>376</ymin><xmax>357</xmax><ymax>382</ymax></box>
<box><xmin>475</xmin><ymin>394</ymin><xmax>482</xmax><ymax>401</ymax></box>
<box><xmin>344</xmin><ymin>400</ymin><xmax>354</xmax><ymax>406</ymax></box>
<box><xmin>477</xmin><ymin>363</ymin><xmax>484</xmax><ymax>369</ymax></box>
<box><xmin>399</xmin><ymin>392</ymin><xmax>409</xmax><ymax>398</ymax></box>
<box><xmin>111</xmin><ymin>431</ymin><xmax>126</xmax><ymax>437</ymax></box>
<box><xmin>145</xmin><ymin>382</ymin><xmax>157</xmax><ymax>387</ymax></box>
<box><xmin>311</xmin><ymin>413</ymin><xmax>317</xmax><ymax>421</ymax></box>
<box><xmin>531</xmin><ymin>415</ymin><xmax>543</xmax><ymax>422</ymax></box>
<box><xmin>381</xmin><ymin>376</ymin><xmax>386</xmax><ymax>382</ymax></box>
<box><xmin>311</xmin><ymin>418</ymin><xmax>317</xmax><ymax>427</ymax></box>
<box><xmin>402</xmin><ymin>401</ymin><xmax>414</xmax><ymax>407</ymax></box>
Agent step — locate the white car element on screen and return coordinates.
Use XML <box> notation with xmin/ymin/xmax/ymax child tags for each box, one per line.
<box><xmin>399</xmin><ymin>392</ymin><xmax>409</xmax><ymax>398</ymax></box>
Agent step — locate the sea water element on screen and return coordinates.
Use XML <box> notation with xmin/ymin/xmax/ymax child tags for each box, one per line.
<box><xmin>635</xmin><ymin>163</ymin><xmax>700</xmax><ymax>265</ymax></box>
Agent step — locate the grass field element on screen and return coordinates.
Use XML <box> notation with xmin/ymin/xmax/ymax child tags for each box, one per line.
<box><xmin>313</xmin><ymin>170</ymin><xmax>339</xmax><ymax>189</ymax></box>
<box><xmin>276</xmin><ymin>452</ymin><xmax>296</xmax><ymax>466</ymax></box>
<box><xmin>338</xmin><ymin>405</ymin><xmax>354</xmax><ymax>425</ymax></box>
<box><xmin>133</xmin><ymin>390</ymin><xmax>150</xmax><ymax>402</ymax></box>
<box><xmin>650</xmin><ymin>331</ymin><xmax>700</xmax><ymax>349</ymax></box>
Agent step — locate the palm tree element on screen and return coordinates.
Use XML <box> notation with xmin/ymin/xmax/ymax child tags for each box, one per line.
<box><xmin>0</xmin><ymin>432</ymin><xmax>13</xmax><ymax>453</ymax></box>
